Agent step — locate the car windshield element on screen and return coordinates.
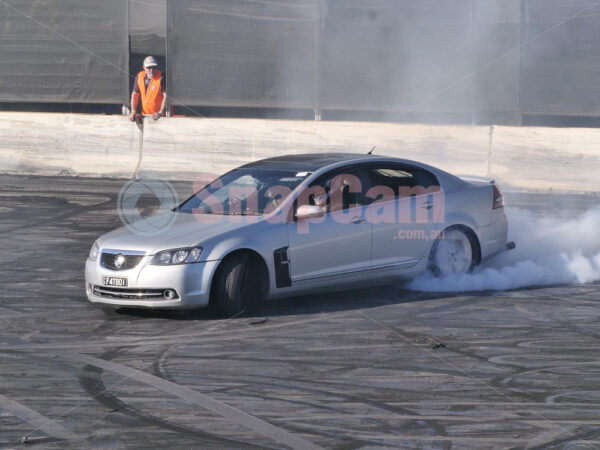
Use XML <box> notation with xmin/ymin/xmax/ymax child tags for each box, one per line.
<box><xmin>177</xmin><ymin>167</ymin><xmax>310</xmax><ymax>215</ymax></box>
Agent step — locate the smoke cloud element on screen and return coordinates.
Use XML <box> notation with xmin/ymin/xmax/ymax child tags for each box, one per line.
<box><xmin>407</xmin><ymin>206</ymin><xmax>600</xmax><ymax>292</ymax></box>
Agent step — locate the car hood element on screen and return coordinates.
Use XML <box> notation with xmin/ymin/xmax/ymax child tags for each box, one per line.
<box><xmin>97</xmin><ymin>212</ymin><xmax>261</xmax><ymax>254</ymax></box>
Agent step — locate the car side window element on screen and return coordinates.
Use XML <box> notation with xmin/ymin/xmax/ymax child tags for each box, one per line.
<box><xmin>364</xmin><ymin>165</ymin><xmax>439</xmax><ymax>203</ymax></box>
<box><xmin>308</xmin><ymin>168</ymin><xmax>368</xmax><ymax>213</ymax></box>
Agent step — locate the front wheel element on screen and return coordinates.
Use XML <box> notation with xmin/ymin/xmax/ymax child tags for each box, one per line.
<box><xmin>429</xmin><ymin>228</ymin><xmax>476</xmax><ymax>276</ymax></box>
<box><xmin>212</xmin><ymin>253</ymin><xmax>264</xmax><ymax>317</ymax></box>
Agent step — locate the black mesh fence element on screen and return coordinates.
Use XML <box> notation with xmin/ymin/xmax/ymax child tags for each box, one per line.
<box><xmin>0</xmin><ymin>0</ymin><xmax>129</xmax><ymax>103</ymax></box>
<box><xmin>521</xmin><ymin>0</ymin><xmax>600</xmax><ymax>116</ymax></box>
<box><xmin>2</xmin><ymin>0</ymin><xmax>600</xmax><ymax>120</ymax></box>
<box><xmin>167</xmin><ymin>0</ymin><xmax>475</xmax><ymax>113</ymax></box>
<box><xmin>319</xmin><ymin>0</ymin><xmax>473</xmax><ymax>113</ymax></box>
<box><xmin>167</xmin><ymin>0</ymin><xmax>316</xmax><ymax>108</ymax></box>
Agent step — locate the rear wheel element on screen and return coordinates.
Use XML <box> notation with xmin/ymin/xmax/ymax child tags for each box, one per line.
<box><xmin>430</xmin><ymin>228</ymin><xmax>475</xmax><ymax>276</ymax></box>
<box><xmin>212</xmin><ymin>253</ymin><xmax>264</xmax><ymax>316</ymax></box>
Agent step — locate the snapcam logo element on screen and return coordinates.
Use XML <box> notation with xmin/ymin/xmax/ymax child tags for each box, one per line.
<box><xmin>117</xmin><ymin>176</ymin><xmax>179</xmax><ymax>236</ymax></box>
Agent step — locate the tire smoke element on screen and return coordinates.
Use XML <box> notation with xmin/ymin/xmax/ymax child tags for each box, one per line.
<box><xmin>407</xmin><ymin>206</ymin><xmax>600</xmax><ymax>292</ymax></box>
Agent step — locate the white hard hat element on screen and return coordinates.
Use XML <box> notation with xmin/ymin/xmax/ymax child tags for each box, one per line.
<box><xmin>143</xmin><ymin>56</ymin><xmax>158</xmax><ymax>67</ymax></box>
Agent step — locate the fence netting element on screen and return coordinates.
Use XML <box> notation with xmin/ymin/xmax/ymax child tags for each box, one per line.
<box><xmin>0</xmin><ymin>0</ymin><xmax>128</xmax><ymax>103</ymax></box>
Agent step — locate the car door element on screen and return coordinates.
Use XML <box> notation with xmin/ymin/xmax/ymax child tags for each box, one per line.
<box><xmin>365</xmin><ymin>164</ymin><xmax>443</xmax><ymax>271</ymax></box>
<box><xmin>287</xmin><ymin>167</ymin><xmax>372</xmax><ymax>284</ymax></box>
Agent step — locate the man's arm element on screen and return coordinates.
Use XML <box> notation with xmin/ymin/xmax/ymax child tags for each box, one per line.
<box><xmin>152</xmin><ymin>74</ymin><xmax>167</xmax><ymax>120</ymax></box>
<box><xmin>129</xmin><ymin>91</ymin><xmax>140</xmax><ymax>122</ymax></box>
<box><xmin>153</xmin><ymin>92</ymin><xmax>167</xmax><ymax>121</ymax></box>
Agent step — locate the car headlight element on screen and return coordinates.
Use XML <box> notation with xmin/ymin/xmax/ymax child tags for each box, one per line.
<box><xmin>151</xmin><ymin>247</ymin><xmax>203</xmax><ymax>265</ymax></box>
<box><xmin>89</xmin><ymin>241</ymin><xmax>99</xmax><ymax>261</ymax></box>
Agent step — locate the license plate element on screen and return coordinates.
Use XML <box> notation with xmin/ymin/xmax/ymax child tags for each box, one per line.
<box><xmin>102</xmin><ymin>276</ymin><xmax>127</xmax><ymax>287</ymax></box>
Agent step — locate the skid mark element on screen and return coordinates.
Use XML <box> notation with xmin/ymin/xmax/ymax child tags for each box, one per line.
<box><xmin>61</xmin><ymin>352</ymin><xmax>323</xmax><ymax>450</ymax></box>
<box><xmin>0</xmin><ymin>393</ymin><xmax>83</xmax><ymax>444</ymax></box>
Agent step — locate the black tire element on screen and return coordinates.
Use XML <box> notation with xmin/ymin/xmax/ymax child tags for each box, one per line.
<box><xmin>213</xmin><ymin>253</ymin><xmax>263</xmax><ymax>317</ymax></box>
<box><xmin>429</xmin><ymin>227</ymin><xmax>476</xmax><ymax>276</ymax></box>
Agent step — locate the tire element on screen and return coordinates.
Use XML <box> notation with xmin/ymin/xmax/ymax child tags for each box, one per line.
<box><xmin>429</xmin><ymin>227</ymin><xmax>476</xmax><ymax>276</ymax></box>
<box><xmin>213</xmin><ymin>253</ymin><xmax>263</xmax><ymax>317</ymax></box>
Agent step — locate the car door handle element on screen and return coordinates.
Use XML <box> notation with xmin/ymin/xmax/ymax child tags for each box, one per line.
<box><xmin>351</xmin><ymin>217</ymin><xmax>366</xmax><ymax>224</ymax></box>
<box><xmin>421</xmin><ymin>202</ymin><xmax>434</xmax><ymax>210</ymax></box>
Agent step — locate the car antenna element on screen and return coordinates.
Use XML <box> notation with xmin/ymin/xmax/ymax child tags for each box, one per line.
<box><xmin>367</xmin><ymin>146</ymin><xmax>375</xmax><ymax>155</ymax></box>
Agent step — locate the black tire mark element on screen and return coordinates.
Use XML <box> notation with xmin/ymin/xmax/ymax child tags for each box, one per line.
<box><xmin>186</xmin><ymin>372</ymin><xmax>450</xmax><ymax>446</ymax></box>
<box><xmin>149</xmin><ymin>331</ymin><xmax>449</xmax><ymax>448</ymax></box>
<box><xmin>0</xmin><ymin>193</ymin><xmax>116</xmax><ymax>235</ymax></box>
<box><xmin>78</xmin><ymin>348</ymin><xmax>262</xmax><ymax>449</ymax></box>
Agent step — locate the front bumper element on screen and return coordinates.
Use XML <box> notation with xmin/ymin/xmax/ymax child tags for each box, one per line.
<box><xmin>85</xmin><ymin>256</ymin><xmax>220</xmax><ymax>308</ymax></box>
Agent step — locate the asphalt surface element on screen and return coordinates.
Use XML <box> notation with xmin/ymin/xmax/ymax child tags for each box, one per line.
<box><xmin>0</xmin><ymin>174</ymin><xmax>599</xmax><ymax>449</ymax></box>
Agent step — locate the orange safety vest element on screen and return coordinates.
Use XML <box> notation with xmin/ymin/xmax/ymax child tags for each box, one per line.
<box><xmin>137</xmin><ymin>70</ymin><xmax>164</xmax><ymax>115</ymax></box>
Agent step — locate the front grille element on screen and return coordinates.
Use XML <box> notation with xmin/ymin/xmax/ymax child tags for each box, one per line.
<box><xmin>101</xmin><ymin>253</ymin><xmax>144</xmax><ymax>271</ymax></box>
<box><xmin>92</xmin><ymin>285</ymin><xmax>179</xmax><ymax>300</ymax></box>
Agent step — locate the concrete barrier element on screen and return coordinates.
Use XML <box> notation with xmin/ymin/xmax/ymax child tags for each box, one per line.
<box><xmin>1</xmin><ymin>112</ymin><xmax>598</xmax><ymax>191</ymax></box>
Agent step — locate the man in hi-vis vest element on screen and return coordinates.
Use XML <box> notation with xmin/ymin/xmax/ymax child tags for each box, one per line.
<box><xmin>129</xmin><ymin>56</ymin><xmax>167</xmax><ymax>121</ymax></box>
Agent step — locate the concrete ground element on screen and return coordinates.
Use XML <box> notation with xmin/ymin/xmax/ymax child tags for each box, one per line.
<box><xmin>0</xmin><ymin>174</ymin><xmax>599</xmax><ymax>449</ymax></box>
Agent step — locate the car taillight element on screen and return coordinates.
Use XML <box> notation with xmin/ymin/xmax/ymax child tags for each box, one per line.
<box><xmin>492</xmin><ymin>184</ymin><xmax>504</xmax><ymax>209</ymax></box>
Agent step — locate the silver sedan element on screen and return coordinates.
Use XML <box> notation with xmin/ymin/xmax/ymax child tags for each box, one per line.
<box><xmin>85</xmin><ymin>153</ymin><xmax>511</xmax><ymax>314</ymax></box>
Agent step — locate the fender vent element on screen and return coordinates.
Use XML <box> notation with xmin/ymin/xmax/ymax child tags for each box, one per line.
<box><xmin>273</xmin><ymin>247</ymin><xmax>291</xmax><ymax>288</ymax></box>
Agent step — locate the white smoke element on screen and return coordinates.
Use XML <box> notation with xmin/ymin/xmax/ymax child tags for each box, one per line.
<box><xmin>407</xmin><ymin>206</ymin><xmax>600</xmax><ymax>292</ymax></box>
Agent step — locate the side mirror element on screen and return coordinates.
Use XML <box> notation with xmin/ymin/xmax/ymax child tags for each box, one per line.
<box><xmin>296</xmin><ymin>204</ymin><xmax>325</xmax><ymax>220</ymax></box>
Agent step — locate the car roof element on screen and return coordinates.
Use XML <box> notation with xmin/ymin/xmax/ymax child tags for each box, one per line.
<box><xmin>242</xmin><ymin>153</ymin><xmax>386</xmax><ymax>172</ymax></box>
<box><xmin>240</xmin><ymin>152</ymin><xmax>466</xmax><ymax>190</ymax></box>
